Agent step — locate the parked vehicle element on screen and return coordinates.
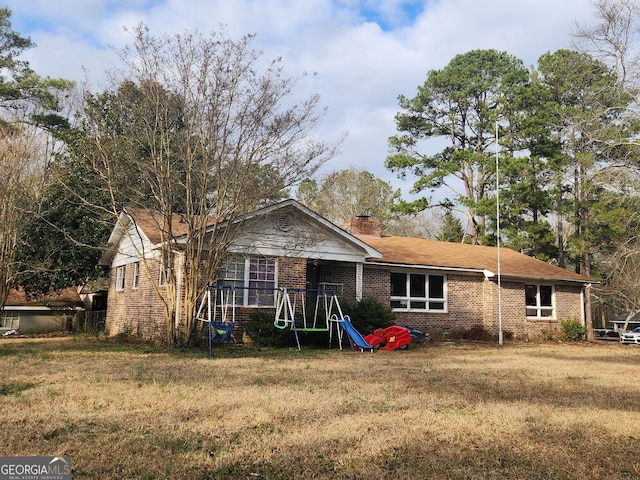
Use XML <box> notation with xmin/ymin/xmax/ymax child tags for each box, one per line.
<box><xmin>620</xmin><ymin>327</ymin><xmax>640</xmax><ymax>345</ymax></box>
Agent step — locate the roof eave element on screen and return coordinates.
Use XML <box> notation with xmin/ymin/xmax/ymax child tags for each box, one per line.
<box><xmin>497</xmin><ymin>273</ymin><xmax>596</xmax><ymax>285</ymax></box>
<box><xmin>366</xmin><ymin>260</ymin><xmax>487</xmax><ymax>275</ymax></box>
<box><xmin>237</xmin><ymin>199</ymin><xmax>383</xmax><ymax>259</ymax></box>
<box><xmin>366</xmin><ymin>261</ymin><xmax>594</xmax><ymax>284</ymax></box>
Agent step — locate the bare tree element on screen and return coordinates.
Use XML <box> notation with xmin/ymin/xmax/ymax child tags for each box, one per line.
<box><xmin>572</xmin><ymin>1</ymin><xmax>640</xmax><ymax>333</ymax></box>
<box><xmin>573</xmin><ymin>0</ymin><xmax>640</xmax><ymax>93</ymax></box>
<box><xmin>82</xmin><ymin>26</ymin><xmax>338</xmax><ymax>345</ymax></box>
<box><xmin>0</xmin><ymin>126</ymin><xmax>47</xmax><ymax>310</ymax></box>
<box><xmin>296</xmin><ymin>167</ymin><xmax>400</xmax><ymax>230</ymax></box>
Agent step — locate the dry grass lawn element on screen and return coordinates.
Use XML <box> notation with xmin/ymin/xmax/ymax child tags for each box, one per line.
<box><xmin>1</xmin><ymin>335</ymin><xmax>639</xmax><ymax>479</ymax></box>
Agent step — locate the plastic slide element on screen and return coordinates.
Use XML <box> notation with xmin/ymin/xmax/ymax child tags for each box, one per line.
<box><xmin>339</xmin><ymin>316</ymin><xmax>375</xmax><ymax>350</ymax></box>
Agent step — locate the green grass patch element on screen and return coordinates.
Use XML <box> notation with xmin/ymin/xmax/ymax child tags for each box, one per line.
<box><xmin>0</xmin><ymin>382</ymin><xmax>35</xmax><ymax>396</ymax></box>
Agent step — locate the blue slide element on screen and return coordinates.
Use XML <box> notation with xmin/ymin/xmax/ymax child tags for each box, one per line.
<box><xmin>339</xmin><ymin>316</ymin><xmax>374</xmax><ymax>351</ymax></box>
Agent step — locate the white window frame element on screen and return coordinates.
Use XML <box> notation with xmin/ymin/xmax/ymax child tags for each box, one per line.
<box><xmin>132</xmin><ymin>262</ymin><xmax>140</xmax><ymax>289</ymax></box>
<box><xmin>159</xmin><ymin>256</ymin><xmax>172</xmax><ymax>286</ymax></box>
<box><xmin>218</xmin><ymin>256</ymin><xmax>277</xmax><ymax>307</ymax></box>
<box><xmin>0</xmin><ymin>311</ymin><xmax>20</xmax><ymax>329</ymax></box>
<box><xmin>115</xmin><ymin>265</ymin><xmax>126</xmax><ymax>290</ymax></box>
<box><xmin>390</xmin><ymin>271</ymin><xmax>447</xmax><ymax>312</ymax></box>
<box><xmin>525</xmin><ymin>284</ymin><xmax>555</xmax><ymax>319</ymax></box>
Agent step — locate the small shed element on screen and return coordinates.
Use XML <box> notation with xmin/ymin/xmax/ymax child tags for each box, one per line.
<box><xmin>1</xmin><ymin>287</ymin><xmax>85</xmax><ymax>334</ymax></box>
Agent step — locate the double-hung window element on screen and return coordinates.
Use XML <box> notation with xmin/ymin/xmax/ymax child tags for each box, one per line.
<box><xmin>218</xmin><ymin>256</ymin><xmax>277</xmax><ymax>306</ymax></box>
<box><xmin>525</xmin><ymin>284</ymin><xmax>555</xmax><ymax>319</ymax></box>
<box><xmin>132</xmin><ymin>262</ymin><xmax>140</xmax><ymax>289</ymax></box>
<box><xmin>159</xmin><ymin>256</ymin><xmax>172</xmax><ymax>286</ymax></box>
<box><xmin>0</xmin><ymin>311</ymin><xmax>19</xmax><ymax>329</ymax></box>
<box><xmin>390</xmin><ymin>272</ymin><xmax>446</xmax><ymax>311</ymax></box>
<box><xmin>115</xmin><ymin>266</ymin><xmax>126</xmax><ymax>290</ymax></box>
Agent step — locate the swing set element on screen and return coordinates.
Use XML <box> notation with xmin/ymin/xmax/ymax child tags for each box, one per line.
<box><xmin>273</xmin><ymin>287</ymin><xmax>345</xmax><ymax>351</ymax></box>
<box><xmin>192</xmin><ymin>285</ymin><xmax>239</xmax><ymax>358</ymax></box>
<box><xmin>191</xmin><ymin>285</ymin><xmax>347</xmax><ymax>356</ymax></box>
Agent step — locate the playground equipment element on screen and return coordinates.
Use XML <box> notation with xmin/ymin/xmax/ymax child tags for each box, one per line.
<box><xmin>192</xmin><ymin>285</ymin><xmax>238</xmax><ymax>358</ymax></box>
<box><xmin>337</xmin><ymin>315</ymin><xmax>376</xmax><ymax>352</ymax></box>
<box><xmin>274</xmin><ymin>287</ymin><xmax>345</xmax><ymax>350</ymax></box>
<box><xmin>190</xmin><ymin>284</ymin><xmax>418</xmax><ymax>356</ymax></box>
<box><xmin>363</xmin><ymin>325</ymin><xmax>412</xmax><ymax>351</ymax></box>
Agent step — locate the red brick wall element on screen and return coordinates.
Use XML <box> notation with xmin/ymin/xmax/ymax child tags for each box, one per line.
<box><xmin>105</xmin><ymin>259</ymin><xmax>170</xmax><ymax>342</ymax></box>
<box><xmin>278</xmin><ymin>257</ymin><xmax>307</xmax><ymax>289</ymax></box>
<box><xmin>482</xmin><ymin>280</ymin><xmax>584</xmax><ymax>340</ymax></box>
<box><xmin>343</xmin><ymin>217</ymin><xmax>381</xmax><ymax>237</ymax></box>
<box><xmin>385</xmin><ymin>273</ymin><xmax>485</xmax><ymax>335</ymax></box>
<box><xmin>107</xmin><ymin>254</ymin><xmax>586</xmax><ymax>343</ymax></box>
<box><xmin>362</xmin><ymin>267</ymin><xmax>390</xmax><ymax>300</ymax></box>
<box><xmin>318</xmin><ymin>263</ymin><xmax>358</xmax><ymax>297</ymax></box>
<box><xmin>354</xmin><ymin>267</ymin><xmax>585</xmax><ymax>340</ymax></box>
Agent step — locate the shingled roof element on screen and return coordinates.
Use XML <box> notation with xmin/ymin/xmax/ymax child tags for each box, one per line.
<box><xmin>359</xmin><ymin>235</ymin><xmax>590</xmax><ymax>284</ymax></box>
<box><xmin>5</xmin><ymin>287</ymin><xmax>84</xmax><ymax>308</ymax></box>
<box><xmin>124</xmin><ymin>208</ymin><xmax>193</xmax><ymax>244</ymax></box>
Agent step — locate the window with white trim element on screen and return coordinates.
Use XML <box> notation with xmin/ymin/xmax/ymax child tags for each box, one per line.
<box><xmin>218</xmin><ymin>256</ymin><xmax>277</xmax><ymax>306</ymax></box>
<box><xmin>115</xmin><ymin>266</ymin><xmax>126</xmax><ymax>290</ymax></box>
<box><xmin>390</xmin><ymin>272</ymin><xmax>446</xmax><ymax>311</ymax></box>
<box><xmin>132</xmin><ymin>262</ymin><xmax>140</xmax><ymax>289</ymax></box>
<box><xmin>0</xmin><ymin>311</ymin><xmax>19</xmax><ymax>329</ymax></box>
<box><xmin>525</xmin><ymin>284</ymin><xmax>555</xmax><ymax>319</ymax></box>
<box><xmin>159</xmin><ymin>256</ymin><xmax>172</xmax><ymax>286</ymax></box>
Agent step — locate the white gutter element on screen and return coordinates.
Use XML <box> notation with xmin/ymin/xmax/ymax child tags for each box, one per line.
<box><xmin>488</xmin><ymin>273</ymin><xmax>594</xmax><ymax>285</ymax></box>
<box><xmin>366</xmin><ymin>261</ymin><xmax>486</xmax><ymax>275</ymax></box>
<box><xmin>366</xmin><ymin>262</ymin><xmax>592</xmax><ymax>285</ymax></box>
<box><xmin>355</xmin><ymin>263</ymin><xmax>363</xmax><ymax>301</ymax></box>
<box><xmin>580</xmin><ymin>287</ymin><xmax>585</xmax><ymax>326</ymax></box>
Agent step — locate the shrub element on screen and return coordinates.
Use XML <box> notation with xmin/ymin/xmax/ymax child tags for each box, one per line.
<box><xmin>464</xmin><ymin>325</ymin><xmax>492</xmax><ymax>341</ymax></box>
<box><xmin>243</xmin><ymin>310</ymin><xmax>294</xmax><ymax>347</ymax></box>
<box><xmin>340</xmin><ymin>297</ymin><xmax>396</xmax><ymax>334</ymax></box>
<box><xmin>560</xmin><ymin>319</ymin><xmax>586</xmax><ymax>341</ymax></box>
<box><xmin>243</xmin><ymin>297</ymin><xmax>397</xmax><ymax>349</ymax></box>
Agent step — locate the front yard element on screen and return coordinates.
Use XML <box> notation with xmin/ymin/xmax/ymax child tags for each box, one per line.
<box><xmin>1</xmin><ymin>336</ymin><xmax>639</xmax><ymax>479</ymax></box>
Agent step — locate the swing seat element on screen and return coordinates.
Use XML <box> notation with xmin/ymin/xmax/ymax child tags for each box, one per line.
<box><xmin>274</xmin><ymin>319</ymin><xmax>291</xmax><ymax>329</ymax></box>
<box><xmin>212</xmin><ymin>321</ymin><xmax>235</xmax><ymax>343</ymax></box>
<box><xmin>296</xmin><ymin>327</ymin><xmax>329</xmax><ymax>332</ymax></box>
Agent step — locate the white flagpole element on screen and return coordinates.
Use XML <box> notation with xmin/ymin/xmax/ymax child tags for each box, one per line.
<box><xmin>496</xmin><ymin>122</ymin><xmax>503</xmax><ymax>346</ymax></box>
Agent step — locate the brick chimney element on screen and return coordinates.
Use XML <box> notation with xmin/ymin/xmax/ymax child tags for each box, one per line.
<box><xmin>343</xmin><ymin>215</ymin><xmax>381</xmax><ymax>237</ymax></box>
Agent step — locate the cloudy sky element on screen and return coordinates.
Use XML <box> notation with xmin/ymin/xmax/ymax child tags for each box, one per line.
<box><xmin>5</xmin><ymin>0</ymin><xmax>599</xmax><ymax>195</ymax></box>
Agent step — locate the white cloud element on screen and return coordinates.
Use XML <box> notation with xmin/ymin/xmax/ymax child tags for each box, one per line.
<box><xmin>4</xmin><ymin>0</ymin><xmax>601</xmax><ymax>196</ymax></box>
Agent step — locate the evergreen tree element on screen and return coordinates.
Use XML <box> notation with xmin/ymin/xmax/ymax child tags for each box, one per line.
<box><xmin>435</xmin><ymin>212</ymin><xmax>465</xmax><ymax>243</ymax></box>
<box><xmin>0</xmin><ymin>8</ymin><xmax>73</xmax><ymax>308</ymax></box>
<box><xmin>386</xmin><ymin>49</ymin><xmax>530</xmax><ymax>245</ymax></box>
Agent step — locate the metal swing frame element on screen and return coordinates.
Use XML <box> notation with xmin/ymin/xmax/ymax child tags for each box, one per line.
<box><xmin>273</xmin><ymin>287</ymin><xmax>344</xmax><ymax>350</ymax></box>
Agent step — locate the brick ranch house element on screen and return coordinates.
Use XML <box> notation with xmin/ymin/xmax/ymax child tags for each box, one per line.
<box><xmin>99</xmin><ymin>199</ymin><xmax>592</xmax><ymax>342</ymax></box>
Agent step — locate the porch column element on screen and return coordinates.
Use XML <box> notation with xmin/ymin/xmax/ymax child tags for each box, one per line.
<box><xmin>355</xmin><ymin>263</ymin><xmax>363</xmax><ymax>301</ymax></box>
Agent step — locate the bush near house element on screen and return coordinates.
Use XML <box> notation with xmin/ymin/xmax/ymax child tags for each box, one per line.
<box><xmin>244</xmin><ymin>311</ymin><xmax>294</xmax><ymax>347</ymax></box>
<box><xmin>243</xmin><ymin>297</ymin><xmax>396</xmax><ymax>348</ymax></box>
<box><xmin>340</xmin><ymin>296</ymin><xmax>396</xmax><ymax>334</ymax></box>
<box><xmin>560</xmin><ymin>319</ymin><xmax>586</xmax><ymax>341</ymax></box>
